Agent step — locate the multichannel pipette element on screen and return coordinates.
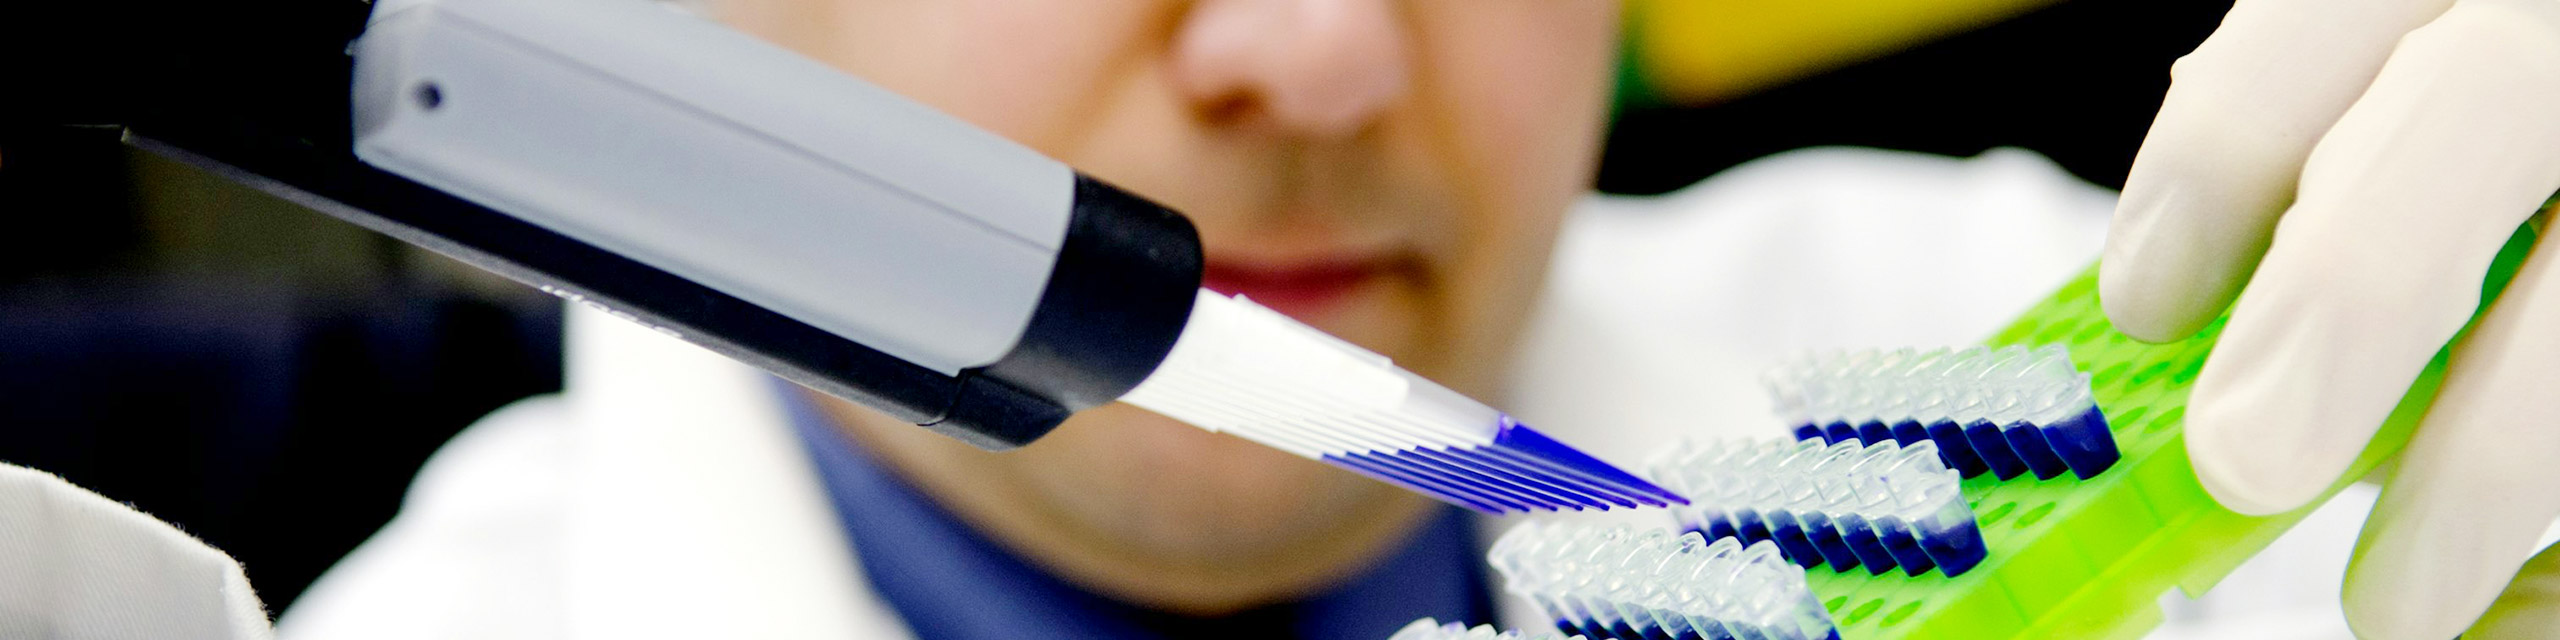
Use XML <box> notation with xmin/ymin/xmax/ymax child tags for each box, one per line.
<box><xmin>33</xmin><ymin>0</ymin><xmax>1671</xmax><ymax>513</ymax></box>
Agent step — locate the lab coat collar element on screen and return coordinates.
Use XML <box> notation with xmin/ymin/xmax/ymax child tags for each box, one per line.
<box><xmin>555</xmin><ymin>307</ymin><xmax>914</xmax><ymax>640</ymax></box>
<box><xmin>552</xmin><ymin>305</ymin><xmax>1556</xmax><ymax>638</ymax></box>
<box><xmin>550</xmin><ymin>306</ymin><xmax>1538</xmax><ymax>638</ymax></box>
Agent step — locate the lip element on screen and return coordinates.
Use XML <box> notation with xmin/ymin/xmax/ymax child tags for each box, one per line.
<box><xmin>1200</xmin><ymin>254</ymin><xmax>1393</xmax><ymax>322</ymax></box>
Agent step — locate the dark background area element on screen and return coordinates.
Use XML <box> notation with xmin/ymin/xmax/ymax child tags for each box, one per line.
<box><xmin>0</xmin><ymin>125</ymin><xmax>565</xmax><ymax>611</ymax></box>
<box><xmin>0</xmin><ymin>0</ymin><xmax>2229</xmax><ymax>615</ymax></box>
<box><xmin>1598</xmin><ymin>0</ymin><xmax>2231</xmax><ymax>194</ymax></box>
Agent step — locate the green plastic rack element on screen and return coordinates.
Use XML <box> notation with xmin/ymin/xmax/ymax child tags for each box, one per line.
<box><xmin>1803</xmin><ymin>221</ymin><xmax>2544</xmax><ymax>639</ymax></box>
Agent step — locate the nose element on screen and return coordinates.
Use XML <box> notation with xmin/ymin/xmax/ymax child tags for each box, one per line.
<box><xmin>1170</xmin><ymin>0</ymin><xmax>1412</xmax><ymax>138</ymax></box>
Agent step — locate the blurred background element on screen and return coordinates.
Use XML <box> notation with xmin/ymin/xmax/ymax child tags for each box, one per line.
<box><xmin>0</xmin><ymin>0</ymin><xmax>2228</xmax><ymax>613</ymax></box>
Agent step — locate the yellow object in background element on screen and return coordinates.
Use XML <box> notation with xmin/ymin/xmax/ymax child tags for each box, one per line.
<box><xmin>1628</xmin><ymin>0</ymin><xmax>2067</xmax><ymax>104</ymax></box>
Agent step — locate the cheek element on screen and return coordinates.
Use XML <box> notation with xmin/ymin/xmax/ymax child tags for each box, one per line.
<box><xmin>1416</xmin><ymin>0</ymin><xmax>1618</xmax><ymax>239</ymax></box>
<box><xmin>720</xmin><ymin>0</ymin><xmax>1174</xmax><ymax>155</ymax></box>
<box><xmin>1400</xmin><ymin>1</ymin><xmax>1620</xmax><ymax>379</ymax></box>
<box><xmin>1017</xmin><ymin>405</ymin><xmax>1408</xmax><ymax>555</ymax></box>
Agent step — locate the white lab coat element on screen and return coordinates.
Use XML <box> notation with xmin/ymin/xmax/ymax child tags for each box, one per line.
<box><xmin>53</xmin><ymin>147</ymin><xmax>2349</xmax><ymax>639</ymax></box>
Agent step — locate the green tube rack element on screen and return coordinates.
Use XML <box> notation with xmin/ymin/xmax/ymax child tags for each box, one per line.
<box><xmin>1805</xmin><ymin>222</ymin><xmax>2543</xmax><ymax>639</ymax></box>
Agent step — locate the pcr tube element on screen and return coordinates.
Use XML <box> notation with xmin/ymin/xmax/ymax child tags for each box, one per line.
<box><xmin>1489</xmin><ymin>523</ymin><xmax>1842</xmax><ymax>640</ymax></box>
<box><xmin>1650</xmin><ymin>437</ymin><xmax>1988</xmax><ymax>577</ymax></box>
<box><xmin>1768</xmin><ymin>345</ymin><xmax>2117</xmax><ymax>480</ymax></box>
<box><xmin>1389</xmin><ymin>618</ymin><xmax>1585</xmax><ymax>640</ymax></box>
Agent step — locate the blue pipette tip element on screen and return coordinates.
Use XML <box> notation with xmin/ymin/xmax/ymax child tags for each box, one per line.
<box><xmin>1321</xmin><ymin>417</ymin><xmax>1683</xmax><ymax>514</ymax></box>
<box><xmin>1490</xmin><ymin>416</ymin><xmax>1688</xmax><ymax>506</ymax></box>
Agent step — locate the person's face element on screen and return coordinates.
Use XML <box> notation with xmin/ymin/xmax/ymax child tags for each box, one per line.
<box><xmin>721</xmin><ymin>0</ymin><xmax>1620</xmax><ymax>613</ymax></box>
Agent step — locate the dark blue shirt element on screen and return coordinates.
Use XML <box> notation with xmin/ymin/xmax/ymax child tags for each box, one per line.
<box><xmin>779</xmin><ymin>384</ymin><xmax>1495</xmax><ymax>640</ymax></box>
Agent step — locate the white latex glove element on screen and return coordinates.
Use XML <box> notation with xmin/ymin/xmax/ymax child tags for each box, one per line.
<box><xmin>2100</xmin><ymin>0</ymin><xmax>2560</xmax><ymax>637</ymax></box>
<box><xmin>0</xmin><ymin>463</ymin><xmax>273</xmax><ymax>640</ymax></box>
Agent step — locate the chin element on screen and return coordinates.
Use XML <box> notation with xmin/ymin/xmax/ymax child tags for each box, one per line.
<box><xmin>829</xmin><ymin>281</ymin><xmax>1460</xmax><ymax>609</ymax></box>
<box><xmin>1024</xmin><ymin>404</ymin><xmax>1435</xmax><ymax>565</ymax></box>
<box><xmin>955</xmin><ymin>402</ymin><xmax>1444</xmax><ymax>612</ymax></box>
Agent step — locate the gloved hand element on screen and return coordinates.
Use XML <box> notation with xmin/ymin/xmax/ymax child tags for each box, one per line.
<box><xmin>2099</xmin><ymin>0</ymin><xmax>2560</xmax><ymax>637</ymax></box>
<box><xmin>0</xmin><ymin>463</ymin><xmax>273</xmax><ymax>640</ymax></box>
